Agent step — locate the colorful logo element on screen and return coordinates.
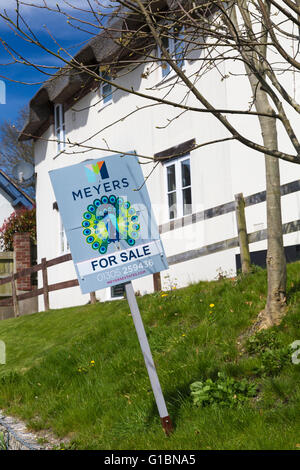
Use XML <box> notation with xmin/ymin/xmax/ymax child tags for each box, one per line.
<box><xmin>81</xmin><ymin>195</ymin><xmax>140</xmax><ymax>254</ymax></box>
<box><xmin>84</xmin><ymin>160</ymin><xmax>109</xmax><ymax>183</ymax></box>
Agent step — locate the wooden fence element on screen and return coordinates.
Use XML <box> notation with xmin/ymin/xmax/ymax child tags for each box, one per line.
<box><xmin>0</xmin><ymin>192</ymin><xmax>252</xmax><ymax>318</ymax></box>
<box><xmin>0</xmin><ymin>253</ymin><xmax>96</xmax><ymax>317</ymax></box>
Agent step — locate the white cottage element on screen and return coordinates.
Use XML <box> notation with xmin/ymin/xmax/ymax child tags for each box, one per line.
<box><xmin>19</xmin><ymin>4</ymin><xmax>300</xmax><ymax>311</ymax></box>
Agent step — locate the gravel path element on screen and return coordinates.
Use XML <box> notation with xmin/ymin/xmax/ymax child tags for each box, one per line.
<box><xmin>0</xmin><ymin>411</ymin><xmax>64</xmax><ymax>450</ymax></box>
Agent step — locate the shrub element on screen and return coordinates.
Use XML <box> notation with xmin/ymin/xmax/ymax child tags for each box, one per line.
<box><xmin>259</xmin><ymin>347</ymin><xmax>292</xmax><ymax>375</ymax></box>
<box><xmin>0</xmin><ymin>207</ymin><xmax>36</xmax><ymax>251</ymax></box>
<box><xmin>245</xmin><ymin>329</ymin><xmax>282</xmax><ymax>355</ymax></box>
<box><xmin>190</xmin><ymin>372</ymin><xmax>258</xmax><ymax>408</ymax></box>
<box><xmin>245</xmin><ymin>329</ymin><xmax>292</xmax><ymax>376</ymax></box>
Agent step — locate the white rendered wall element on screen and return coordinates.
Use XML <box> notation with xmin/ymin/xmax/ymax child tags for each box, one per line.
<box><xmin>0</xmin><ymin>190</ymin><xmax>14</xmax><ymax>242</ymax></box>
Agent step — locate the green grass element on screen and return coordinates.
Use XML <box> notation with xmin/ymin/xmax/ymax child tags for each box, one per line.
<box><xmin>0</xmin><ymin>263</ymin><xmax>299</xmax><ymax>450</ymax></box>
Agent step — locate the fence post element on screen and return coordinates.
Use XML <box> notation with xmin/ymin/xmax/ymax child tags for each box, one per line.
<box><xmin>235</xmin><ymin>193</ymin><xmax>251</xmax><ymax>274</ymax></box>
<box><xmin>11</xmin><ymin>275</ymin><xmax>19</xmax><ymax>318</ymax></box>
<box><xmin>13</xmin><ymin>232</ymin><xmax>32</xmax><ymax>292</ymax></box>
<box><xmin>90</xmin><ymin>292</ymin><xmax>97</xmax><ymax>304</ymax></box>
<box><xmin>41</xmin><ymin>257</ymin><xmax>50</xmax><ymax>311</ymax></box>
<box><xmin>153</xmin><ymin>272</ymin><xmax>162</xmax><ymax>292</ymax></box>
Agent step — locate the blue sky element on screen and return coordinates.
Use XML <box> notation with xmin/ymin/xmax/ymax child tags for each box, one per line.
<box><xmin>0</xmin><ymin>0</ymin><xmax>109</xmax><ymax>126</ymax></box>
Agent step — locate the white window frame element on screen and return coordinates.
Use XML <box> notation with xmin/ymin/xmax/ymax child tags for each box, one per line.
<box><xmin>158</xmin><ymin>24</ymin><xmax>185</xmax><ymax>79</ymax></box>
<box><xmin>59</xmin><ymin>215</ymin><xmax>70</xmax><ymax>254</ymax></box>
<box><xmin>54</xmin><ymin>103</ymin><xmax>66</xmax><ymax>152</ymax></box>
<box><xmin>99</xmin><ymin>70</ymin><xmax>113</xmax><ymax>107</ymax></box>
<box><xmin>164</xmin><ymin>154</ymin><xmax>192</xmax><ymax>220</ymax></box>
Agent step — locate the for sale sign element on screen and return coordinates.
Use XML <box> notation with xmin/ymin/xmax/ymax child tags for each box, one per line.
<box><xmin>49</xmin><ymin>154</ymin><xmax>168</xmax><ymax>294</ymax></box>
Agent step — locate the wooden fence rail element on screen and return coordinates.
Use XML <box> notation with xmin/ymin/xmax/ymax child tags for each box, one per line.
<box><xmin>0</xmin><ymin>253</ymin><xmax>96</xmax><ymax>316</ymax></box>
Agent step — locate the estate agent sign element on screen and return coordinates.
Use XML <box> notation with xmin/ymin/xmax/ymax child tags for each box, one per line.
<box><xmin>49</xmin><ymin>153</ymin><xmax>173</xmax><ymax>435</ymax></box>
<box><xmin>49</xmin><ymin>153</ymin><xmax>168</xmax><ymax>294</ymax></box>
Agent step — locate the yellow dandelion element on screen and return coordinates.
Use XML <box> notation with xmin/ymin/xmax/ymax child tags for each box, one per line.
<box><xmin>209</xmin><ymin>303</ymin><xmax>215</xmax><ymax>308</ymax></box>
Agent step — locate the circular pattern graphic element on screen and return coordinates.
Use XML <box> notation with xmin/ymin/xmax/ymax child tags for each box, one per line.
<box><xmin>81</xmin><ymin>195</ymin><xmax>140</xmax><ymax>255</ymax></box>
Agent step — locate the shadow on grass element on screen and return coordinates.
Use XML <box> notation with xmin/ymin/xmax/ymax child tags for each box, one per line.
<box><xmin>145</xmin><ymin>382</ymin><xmax>192</xmax><ymax>432</ymax></box>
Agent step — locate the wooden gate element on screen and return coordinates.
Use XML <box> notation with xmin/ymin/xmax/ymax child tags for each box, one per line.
<box><xmin>0</xmin><ymin>251</ymin><xmax>14</xmax><ymax>319</ymax></box>
<box><xmin>0</xmin><ymin>252</ymin><xmax>14</xmax><ymax>297</ymax></box>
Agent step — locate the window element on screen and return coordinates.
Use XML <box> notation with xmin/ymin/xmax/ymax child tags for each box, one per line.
<box><xmin>165</xmin><ymin>155</ymin><xmax>192</xmax><ymax>220</ymax></box>
<box><xmin>100</xmin><ymin>71</ymin><xmax>112</xmax><ymax>105</ymax></box>
<box><xmin>111</xmin><ymin>283</ymin><xmax>126</xmax><ymax>298</ymax></box>
<box><xmin>59</xmin><ymin>215</ymin><xmax>69</xmax><ymax>254</ymax></box>
<box><xmin>54</xmin><ymin>103</ymin><xmax>65</xmax><ymax>152</ymax></box>
<box><xmin>158</xmin><ymin>25</ymin><xmax>185</xmax><ymax>78</ymax></box>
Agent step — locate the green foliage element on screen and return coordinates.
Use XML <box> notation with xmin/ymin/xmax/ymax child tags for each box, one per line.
<box><xmin>259</xmin><ymin>347</ymin><xmax>292</xmax><ymax>375</ymax></box>
<box><xmin>245</xmin><ymin>329</ymin><xmax>292</xmax><ymax>376</ymax></box>
<box><xmin>77</xmin><ymin>359</ymin><xmax>96</xmax><ymax>374</ymax></box>
<box><xmin>0</xmin><ymin>207</ymin><xmax>36</xmax><ymax>251</ymax></box>
<box><xmin>0</xmin><ymin>261</ymin><xmax>299</xmax><ymax>449</ymax></box>
<box><xmin>0</xmin><ymin>371</ymin><xmax>21</xmax><ymax>386</ymax></box>
<box><xmin>190</xmin><ymin>372</ymin><xmax>258</xmax><ymax>408</ymax></box>
<box><xmin>245</xmin><ymin>329</ymin><xmax>282</xmax><ymax>354</ymax></box>
<box><xmin>0</xmin><ymin>432</ymin><xmax>8</xmax><ymax>450</ymax></box>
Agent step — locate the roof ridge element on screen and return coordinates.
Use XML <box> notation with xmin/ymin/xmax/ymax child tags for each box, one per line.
<box><xmin>0</xmin><ymin>168</ymin><xmax>35</xmax><ymax>206</ymax></box>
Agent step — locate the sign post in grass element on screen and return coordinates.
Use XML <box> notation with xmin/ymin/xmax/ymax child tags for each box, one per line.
<box><xmin>125</xmin><ymin>281</ymin><xmax>173</xmax><ymax>435</ymax></box>
<box><xmin>50</xmin><ymin>153</ymin><xmax>173</xmax><ymax>435</ymax></box>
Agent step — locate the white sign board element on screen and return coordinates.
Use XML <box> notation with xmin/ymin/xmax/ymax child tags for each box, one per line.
<box><xmin>49</xmin><ymin>154</ymin><xmax>168</xmax><ymax>294</ymax></box>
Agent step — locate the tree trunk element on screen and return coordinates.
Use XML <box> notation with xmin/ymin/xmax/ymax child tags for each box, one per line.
<box><xmin>257</xmin><ymin>114</ymin><xmax>287</xmax><ymax>328</ymax></box>
<box><xmin>243</xmin><ymin>82</ymin><xmax>287</xmax><ymax>328</ymax></box>
<box><xmin>240</xmin><ymin>92</ymin><xmax>287</xmax><ymax>328</ymax></box>
<box><xmin>264</xmin><ymin>152</ymin><xmax>287</xmax><ymax>327</ymax></box>
<box><xmin>228</xmin><ymin>4</ymin><xmax>287</xmax><ymax>329</ymax></box>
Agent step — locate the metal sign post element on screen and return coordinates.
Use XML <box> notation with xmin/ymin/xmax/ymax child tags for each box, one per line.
<box><xmin>125</xmin><ymin>281</ymin><xmax>173</xmax><ymax>436</ymax></box>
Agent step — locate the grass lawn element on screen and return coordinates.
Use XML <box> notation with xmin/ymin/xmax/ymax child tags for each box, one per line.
<box><xmin>0</xmin><ymin>263</ymin><xmax>299</xmax><ymax>450</ymax></box>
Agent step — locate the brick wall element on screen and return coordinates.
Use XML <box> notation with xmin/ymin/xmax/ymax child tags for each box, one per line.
<box><xmin>13</xmin><ymin>232</ymin><xmax>32</xmax><ymax>291</ymax></box>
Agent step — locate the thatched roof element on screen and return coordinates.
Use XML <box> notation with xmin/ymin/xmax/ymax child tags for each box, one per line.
<box><xmin>18</xmin><ymin>0</ymin><xmax>209</xmax><ymax>141</ymax></box>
